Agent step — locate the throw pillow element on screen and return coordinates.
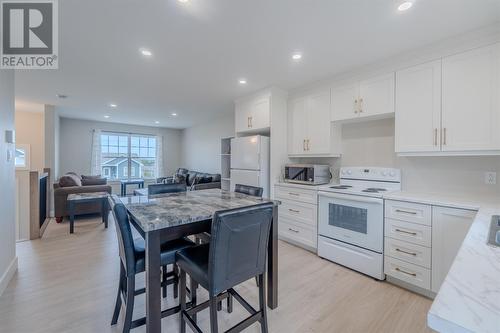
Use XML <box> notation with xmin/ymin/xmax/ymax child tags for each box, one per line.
<box><xmin>59</xmin><ymin>174</ymin><xmax>82</xmax><ymax>187</ymax></box>
<box><xmin>81</xmin><ymin>175</ymin><xmax>102</xmax><ymax>179</ymax></box>
<box><xmin>173</xmin><ymin>173</ymin><xmax>186</xmax><ymax>184</ymax></box>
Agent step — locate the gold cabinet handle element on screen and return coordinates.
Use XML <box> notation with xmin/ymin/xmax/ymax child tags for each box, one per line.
<box><xmin>395</xmin><ymin>209</ymin><xmax>417</xmax><ymax>215</ymax></box>
<box><xmin>359</xmin><ymin>98</ymin><xmax>363</xmax><ymax>113</ymax></box>
<box><xmin>288</xmin><ymin>208</ymin><xmax>300</xmax><ymax>213</ymax></box>
<box><xmin>434</xmin><ymin>128</ymin><xmax>438</xmax><ymax>146</ymax></box>
<box><xmin>395</xmin><ymin>248</ymin><xmax>417</xmax><ymax>256</ymax></box>
<box><xmin>247</xmin><ymin>117</ymin><xmax>250</xmax><ymax>128</ymax></box>
<box><xmin>303</xmin><ymin>139</ymin><xmax>306</xmax><ymax>151</ymax></box>
<box><xmin>307</xmin><ymin>139</ymin><xmax>310</xmax><ymax>151</ymax></box>
<box><xmin>443</xmin><ymin>127</ymin><xmax>447</xmax><ymax>145</ymax></box>
<box><xmin>288</xmin><ymin>228</ymin><xmax>299</xmax><ymax>233</ymax></box>
<box><xmin>395</xmin><ymin>267</ymin><xmax>417</xmax><ymax>277</ymax></box>
<box><xmin>354</xmin><ymin>99</ymin><xmax>359</xmax><ymax>114</ymax></box>
<box><xmin>395</xmin><ymin>228</ymin><xmax>417</xmax><ymax>236</ymax></box>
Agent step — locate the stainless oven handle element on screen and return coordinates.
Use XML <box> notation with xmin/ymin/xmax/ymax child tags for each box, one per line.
<box><xmin>318</xmin><ymin>191</ymin><xmax>383</xmax><ymax>204</ymax></box>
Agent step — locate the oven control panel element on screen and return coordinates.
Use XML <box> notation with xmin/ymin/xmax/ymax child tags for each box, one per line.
<box><xmin>339</xmin><ymin>167</ymin><xmax>401</xmax><ymax>182</ymax></box>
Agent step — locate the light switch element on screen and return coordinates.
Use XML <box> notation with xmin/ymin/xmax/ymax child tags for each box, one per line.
<box><xmin>5</xmin><ymin>130</ymin><xmax>15</xmax><ymax>144</ymax></box>
<box><xmin>6</xmin><ymin>149</ymin><xmax>12</xmax><ymax>162</ymax></box>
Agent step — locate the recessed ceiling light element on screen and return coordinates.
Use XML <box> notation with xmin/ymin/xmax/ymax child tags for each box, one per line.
<box><xmin>155</xmin><ymin>120</ymin><xmax>160</xmax><ymax>124</ymax></box>
<box><xmin>56</xmin><ymin>94</ymin><xmax>68</xmax><ymax>99</ymax></box>
<box><xmin>104</xmin><ymin>115</ymin><xmax>110</xmax><ymax>119</ymax></box>
<box><xmin>398</xmin><ymin>1</ymin><xmax>413</xmax><ymax>11</ymax></box>
<box><xmin>238</xmin><ymin>79</ymin><xmax>247</xmax><ymax>85</ymax></box>
<box><xmin>109</xmin><ymin>103</ymin><xmax>117</xmax><ymax>108</ymax></box>
<box><xmin>292</xmin><ymin>53</ymin><xmax>302</xmax><ymax>61</ymax></box>
<box><xmin>139</xmin><ymin>48</ymin><xmax>153</xmax><ymax>57</ymax></box>
<box><xmin>178</xmin><ymin>0</ymin><xmax>189</xmax><ymax>3</ymax></box>
<box><xmin>171</xmin><ymin>113</ymin><xmax>178</xmax><ymax>116</ymax></box>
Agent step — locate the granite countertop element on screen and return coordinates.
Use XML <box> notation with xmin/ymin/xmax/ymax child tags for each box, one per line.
<box><xmin>384</xmin><ymin>191</ymin><xmax>500</xmax><ymax>333</ymax></box>
<box><xmin>120</xmin><ymin>188</ymin><xmax>278</xmax><ymax>232</ymax></box>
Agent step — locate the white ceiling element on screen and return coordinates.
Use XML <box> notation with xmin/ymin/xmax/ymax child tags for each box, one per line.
<box><xmin>14</xmin><ymin>0</ymin><xmax>500</xmax><ymax>129</ymax></box>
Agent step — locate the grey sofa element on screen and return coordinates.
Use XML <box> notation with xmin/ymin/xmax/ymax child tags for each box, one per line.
<box><xmin>54</xmin><ymin>173</ymin><xmax>112</xmax><ymax>222</ymax></box>
<box><xmin>157</xmin><ymin>168</ymin><xmax>221</xmax><ymax>191</ymax></box>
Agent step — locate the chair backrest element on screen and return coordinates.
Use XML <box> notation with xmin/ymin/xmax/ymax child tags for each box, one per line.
<box><xmin>108</xmin><ymin>195</ymin><xmax>137</xmax><ymax>276</ymax></box>
<box><xmin>234</xmin><ymin>184</ymin><xmax>263</xmax><ymax>198</ymax></box>
<box><xmin>148</xmin><ymin>182</ymin><xmax>187</xmax><ymax>195</ymax></box>
<box><xmin>208</xmin><ymin>202</ymin><xmax>274</xmax><ymax>295</ymax></box>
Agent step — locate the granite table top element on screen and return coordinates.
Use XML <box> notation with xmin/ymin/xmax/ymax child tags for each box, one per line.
<box><xmin>120</xmin><ymin>188</ymin><xmax>279</xmax><ymax>232</ymax></box>
<box><xmin>67</xmin><ymin>192</ymin><xmax>109</xmax><ymax>201</ymax></box>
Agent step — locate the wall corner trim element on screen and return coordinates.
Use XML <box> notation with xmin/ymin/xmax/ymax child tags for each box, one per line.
<box><xmin>0</xmin><ymin>256</ymin><xmax>18</xmax><ymax>297</ymax></box>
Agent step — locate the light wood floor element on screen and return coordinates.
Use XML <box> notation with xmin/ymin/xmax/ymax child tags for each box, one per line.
<box><xmin>0</xmin><ymin>216</ymin><xmax>433</xmax><ymax>333</ymax></box>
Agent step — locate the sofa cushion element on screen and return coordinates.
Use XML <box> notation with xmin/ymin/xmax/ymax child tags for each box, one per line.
<box><xmin>207</xmin><ymin>173</ymin><xmax>221</xmax><ymax>182</ymax></box>
<box><xmin>59</xmin><ymin>174</ymin><xmax>82</xmax><ymax>187</ymax></box>
<box><xmin>81</xmin><ymin>177</ymin><xmax>107</xmax><ymax>186</ymax></box>
<box><xmin>81</xmin><ymin>175</ymin><xmax>102</xmax><ymax>179</ymax></box>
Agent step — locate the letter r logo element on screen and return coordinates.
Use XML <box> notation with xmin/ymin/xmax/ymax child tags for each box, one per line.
<box><xmin>2</xmin><ymin>2</ymin><xmax>53</xmax><ymax>54</ymax></box>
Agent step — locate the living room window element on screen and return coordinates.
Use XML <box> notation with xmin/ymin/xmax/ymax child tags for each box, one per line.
<box><xmin>100</xmin><ymin>132</ymin><xmax>158</xmax><ymax>180</ymax></box>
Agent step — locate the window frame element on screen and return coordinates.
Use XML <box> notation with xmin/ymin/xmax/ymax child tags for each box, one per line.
<box><xmin>100</xmin><ymin>131</ymin><xmax>157</xmax><ymax>180</ymax></box>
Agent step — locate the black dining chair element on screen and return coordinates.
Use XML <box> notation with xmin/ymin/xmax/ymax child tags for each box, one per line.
<box><xmin>176</xmin><ymin>202</ymin><xmax>274</xmax><ymax>333</ymax></box>
<box><xmin>148</xmin><ymin>182</ymin><xmax>187</xmax><ymax>195</ymax></box>
<box><xmin>108</xmin><ymin>195</ymin><xmax>195</xmax><ymax>333</ymax></box>
<box><xmin>234</xmin><ymin>184</ymin><xmax>264</xmax><ymax>198</ymax></box>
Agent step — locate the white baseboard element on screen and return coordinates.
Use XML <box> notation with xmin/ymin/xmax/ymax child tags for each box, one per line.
<box><xmin>0</xmin><ymin>257</ymin><xmax>18</xmax><ymax>297</ymax></box>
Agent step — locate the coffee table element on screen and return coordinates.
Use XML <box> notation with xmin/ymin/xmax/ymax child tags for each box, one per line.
<box><xmin>67</xmin><ymin>192</ymin><xmax>110</xmax><ymax>234</ymax></box>
<box><xmin>120</xmin><ymin>179</ymin><xmax>145</xmax><ymax>196</ymax></box>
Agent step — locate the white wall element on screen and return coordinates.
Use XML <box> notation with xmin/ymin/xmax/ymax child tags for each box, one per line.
<box><xmin>181</xmin><ymin>112</ymin><xmax>235</xmax><ymax>174</ymax></box>
<box><xmin>15</xmin><ymin>111</ymin><xmax>45</xmax><ymax>171</ymax></box>
<box><xmin>59</xmin><ymin>117</ymin><xmax>183</xmax><ymax>177</ymax></box>
<box><xmin>0</xmin><ymin>70</ymin><xmax>17</xmax><ymax>296</ymax></box>
<box><xmin>44</xmin><ymin>105</ymin><xmax>59</xmax><ymax>178</ymax></box>
<box><xmin>296</xmin><ymin>118</ymin><xmax>500</xmax><ymax>197</ymax></box>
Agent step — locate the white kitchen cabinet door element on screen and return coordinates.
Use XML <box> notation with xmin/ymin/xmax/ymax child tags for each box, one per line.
<box><xmin>359</xmin><ymin>73</ymin><xmax>395</xmax><ymax>118</ymax></box>
<box><xmin>230</xmin><ymin>136</ymin><xmax>261</xmax><ymax>170</ymax></box>
<box><xmin>230</xmin><ymin>169</ymin><xmax>260</xmax><ymax>191</ymax></box>
<box><xmin>249</xmin><ymin>96</ymin><xmax>271</xmax><ymax>130</ymax></box>
<box><xmin>431</xmin><ymin>206</ymin><xmax>476</xmax><ymax>293</ymax></box>
<box><xmin>330</xmin><ymin>83</ymin><xmax>359</xmax><ymax>121</ymax></box>
<box><xmin>306</xmin><ymin>89</ymin><xmax>331</xmax><ymax>154</ymax></box>
<box><xmin>442</xmin><ymin>43</ymin><xmax>500</xmax><ymax>152</ymax></box>
<box><xmin>234</xmin><ymin>100</ymin><xmax>252</xmax><ymax>133</ymax></box>
<box><xmin>395</xmin><ymin>60</ymin><xmax>442</xmax><ymax>153</ymax></box>
<box><xmin>288</xmin><ymin>97</ymin><xmax>308</xmax><ymax>155</ymax></box>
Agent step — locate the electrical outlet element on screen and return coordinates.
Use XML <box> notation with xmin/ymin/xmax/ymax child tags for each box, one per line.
<box><xmin>484</xmin><ymin>172</ymin><xmax>497</xmax><ymax>185</ymax></box>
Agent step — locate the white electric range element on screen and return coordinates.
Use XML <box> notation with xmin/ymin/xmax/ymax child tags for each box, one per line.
<box><xmin>317</xmin><ymin>167</ymin><xmax>401</xmax><ymax>280</ymax></box>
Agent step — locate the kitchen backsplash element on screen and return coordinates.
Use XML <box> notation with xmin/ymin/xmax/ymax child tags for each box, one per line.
<box><xmin>292</xmin><ymin>118</ymin><xmax>500</xmax><ymax>197</ymax></box>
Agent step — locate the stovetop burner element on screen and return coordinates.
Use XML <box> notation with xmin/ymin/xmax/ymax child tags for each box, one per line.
<box><xmin>329</xmin><ymin>185</ymin><xmax>353</xmax><ymax>189</ymax></box>
<box><xmin>362</xmin><ymin>188</ymin><xmax>388</xmax><ymax>193</ymax></box>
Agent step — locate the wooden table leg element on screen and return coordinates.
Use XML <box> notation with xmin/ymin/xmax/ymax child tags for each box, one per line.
<box><xmin>145</xmin><ymin>230</ymin><xmax>161</xmax><ymax>333</ymax></box>
<box><xmin>69</xmin><ymin>202</ymin><xmax>75</xmax><ymax>234</ymax></box>
<box><xmin>267</xmin><ymin>205</ymin><xmax>278</xmax><ymax>309</ymax></box>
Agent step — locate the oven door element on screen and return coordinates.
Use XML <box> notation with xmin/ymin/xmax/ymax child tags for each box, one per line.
<box><xmin>318</xmin><ymin>191</ymin><xmax>384</xmax><ymax>253</ymax></box>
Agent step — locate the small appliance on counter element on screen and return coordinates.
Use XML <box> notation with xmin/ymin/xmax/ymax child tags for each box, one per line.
<box><xmin>317</xmin><ymin>167</ymin><xmax>401</xmax><ymax>280</ymax></box>
<box><xmin>284</xmin><ymin>164</ymin><xmax>331</xmax><ymax>185</ymax></box>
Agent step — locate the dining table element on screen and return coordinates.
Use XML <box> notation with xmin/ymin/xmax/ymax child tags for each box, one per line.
<box><xmin>120</xmin><ymin>188</ymin><xmax>280</xmax><ymax>333</ymax></box>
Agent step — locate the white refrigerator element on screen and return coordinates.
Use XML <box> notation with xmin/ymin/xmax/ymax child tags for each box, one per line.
<box><xmin>230</xmin><ymin>135</ymin><xmax>270</xmax><ymax>198</ymax></box>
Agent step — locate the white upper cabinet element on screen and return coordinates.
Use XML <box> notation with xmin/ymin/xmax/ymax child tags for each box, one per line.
<box><xmin>359</xmin><ymin>73</ymin><xmax>395</xmax><ymax>118</ymax></box>
<box><xmin>288</xmin><ymin>88</ymin><xmax>340</xmax><ymax>156</ymax></box>
<box><xmin>442</xmin><ymin>43</ymin><xmax>500</xmax><ymax>152</ymax></box>
<box><xmin>331</xmin><ymin>73</ymin><xmax>395</xmax><ymax>121</ymax></box>
<box><xmin>395</xmin><ymin>60</ymin><xmax>442</xmax><ymax>153</ymax></box>
<box><xmin>330</xmin><ymin>84</ymin><xmax>359</xmax><ymax>121</ymax></box>
<box><xmin>396</xmin><ymin>43</ymin><xmax>500</xmax><ymax>155</ymax></box>
<box><xmin>306</xmin><ymin>90</ymin><xmax>332</xmax><ymax>154</ymax></box>
<box><xmin>235</xmin><ymin>94</ymin><xmax>271</xmax><ymax>133</ymax></box>
<box><xmin>288</xmin><ymin>98</ymin><xmax>308</xmax><ymax>155</ymax></box>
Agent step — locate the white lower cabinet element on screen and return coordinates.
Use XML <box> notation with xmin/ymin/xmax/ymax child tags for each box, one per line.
<box><xmin>384</xmin><ymin>200</ymin><xmax>476</xmax><ymax>294</ymax></box>
<box><xmin>431</xmin><ymin>206</ymin><xmax>476</xmax><ymax>293</ymax></box>
<box><xmin>275</xmin><ymin>184</ymin><xmax>318</xmax><ymax>252</ymax></box>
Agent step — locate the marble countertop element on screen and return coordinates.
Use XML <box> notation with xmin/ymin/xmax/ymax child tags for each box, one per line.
<box><xmin>120</xmin><ymin>189</ymin><xmax>277</xmax><ymax>232</ymax></box>
<box><xmin>384</xmin><ymin>191</ymin><xmax>500</xmax><ymax>333</ymax></box>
